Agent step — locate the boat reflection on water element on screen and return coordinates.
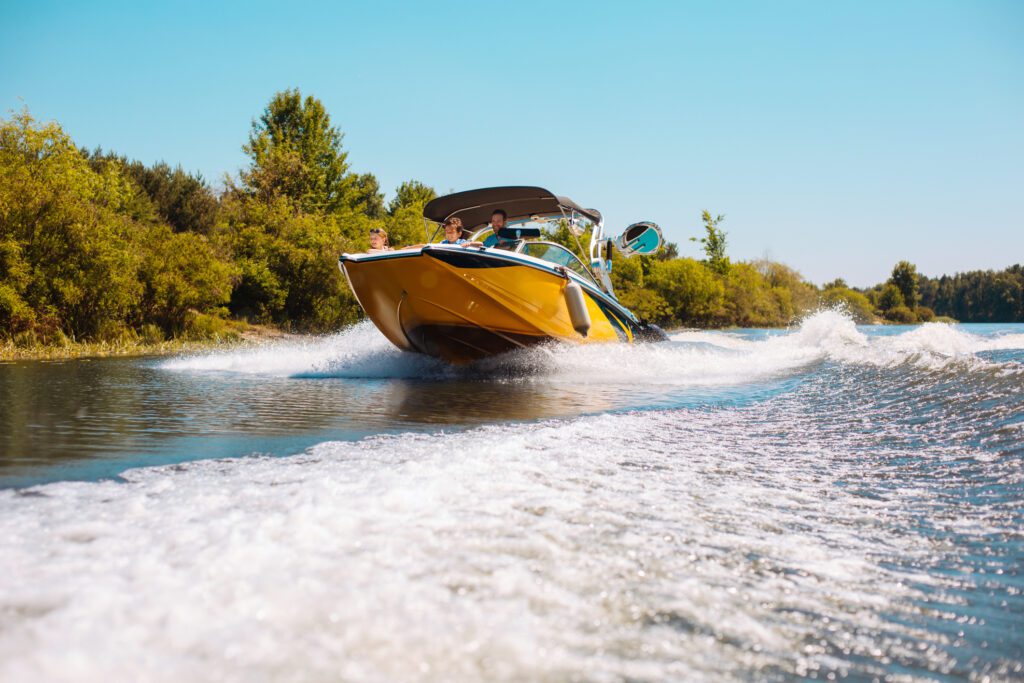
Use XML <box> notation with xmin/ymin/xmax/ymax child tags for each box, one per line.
<box><xmin>385</xmin><ymin>377</ymin><xmax>615</xmax><ymax>425</ymax></box>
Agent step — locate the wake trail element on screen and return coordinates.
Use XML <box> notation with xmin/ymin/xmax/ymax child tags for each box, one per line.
<box><xmin>160</xmin><ymin>311</ymin><xmax>1024</xmax><ymax>384</ymax></box>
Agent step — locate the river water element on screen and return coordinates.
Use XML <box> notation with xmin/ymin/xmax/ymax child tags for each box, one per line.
<box><xmin>1</xmin><ymin>312</ymin><xmax>1022</xmax><ymax>682</ymax></box>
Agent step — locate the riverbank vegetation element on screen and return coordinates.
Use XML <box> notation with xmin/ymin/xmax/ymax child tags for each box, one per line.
<box><xmin>2</xmin><ymin>90</ymin><xmax>1022</xmax><ymax>359</ymax></box>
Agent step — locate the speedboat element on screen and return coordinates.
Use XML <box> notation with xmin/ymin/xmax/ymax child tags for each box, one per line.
<box><xmin>338</xmin><ymin>186</ymin><xmax>667</xmax><ymax>364</ymax></box>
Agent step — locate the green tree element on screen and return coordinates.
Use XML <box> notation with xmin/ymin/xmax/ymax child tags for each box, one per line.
<box><xmin>823</xmin><ymin>278</ymin><xmax>848</xmax><ymax>290</ymax></box>
<box><xmin>241</xmin><ymin>88</ymin><xmax>354</xmax><ymax>214</ymax></box>
<box><xmin>86</xmin><ymin>153</ymin><xmax>219</xmax><ymax>234</ymax></box>
<box><xmin>885</xmin><ymin>305</ymin><xmax>916</xmax><ymax>323</ymax></box>
<box><xmin>916</xmin><ymin>306</ymin><xmax>936</xmax><ymax>322</ymax></box>
<box><xmin>1</xmin><ymin>110</ymin><xmax>236</xmax><ymax>342</ymax></box>
<box><xmin>878</xmin><ymin>283</ymin><xmax>906</xmax><ymax>312</ymax></box>
<box><xmin>822</xmin><ymin>285</ymin><xmax>875</xmax><ymax>323</ymax></box>
<box><xmin>889</xmin><ymin>261</ymin><xmax>919</xmax><ymax>309</ymax></box>
<box><xmin>219</xmin><ymin>90</ymin><xmax>388</xmax><ymax>328</ymax></box>
<box><xmin>618</xmin><ymin>287</ymin><xmax>673</xmax><ymax>324</ymax></box>
<box><xmin>383</xmin><ymin>180</ymin><xmax>438</xmax><ymax>247</ymax></box>
<box><xmin>388</xmin><ymin>180</ymin><xmax>436</xmax><ymax>215</ymax></box>
<box><xmin>645</xmin><ymin>258</ymin><xmax>724</xmax><ymax>326</ymax></box>
<box><xmin>351</xmin><ymin>172</ymin><xmax>386</xmax><ymax>219</ymax></box>
<box><xmin>722</xmin><ymin>262</ymin><xmax>793</xmax><ymax>327</ymax></box>
<box><xmin>609</xmin><ymin>249</ymin><xmax>644</xmax><ymax>293</ymax></box>
<box><xmin>129</xmin><ymin>162</ymin><xmax>219</xmax><ymax>234</ymax></box>
<box><xmin>136</xmin><ymin>226</ymin><xmax>236</xmax><ymax>335</ymax></box>
<box><xmin>0</xmin><ymin>238</ymin><xmax>35</xmax><ymax>334</ymax></box>
<box><xmin>658</xmin><ymin>241</ymin><xmax>679</xmax><ymax>261</ymax></box>
<box><xmin>0</xmin><ymin>111</ymin><xmax>141</xmax><ymax>339</ymax></box>
<box><xmin>691</xmin><ymin>210</ymin><xmax>730</xmax><ymax>275</ymax></box>
<box><xmin>384</xmin><ymin>203</ymin><xmax>429</xmax><ymax>249</ymax></box>
<box><xmin>218</xmin><ymin>192</ymin><xmax>368</xmax><ymax>329</ymax></box>
<box><xmin>755</xmin><ymin>260</ymin><xmax>819</xmax><ymax>318</ymax></box>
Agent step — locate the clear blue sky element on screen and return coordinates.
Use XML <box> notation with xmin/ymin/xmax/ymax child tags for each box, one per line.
<box><xmin>2</xmin><ymin>0</ymin><xmax>1021</xmax><ymax>286</ymax></box>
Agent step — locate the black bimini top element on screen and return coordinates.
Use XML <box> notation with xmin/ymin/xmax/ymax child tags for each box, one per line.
<box><xmin>422</xmin><ymin>186</ymin><xmax>602</xmax><ymax>229</ymax></box>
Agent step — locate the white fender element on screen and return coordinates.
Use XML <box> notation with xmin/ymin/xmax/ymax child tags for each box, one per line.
<box><xmin>564</xmin><ymin>279</ymin><xmax>591</xmax><ymax>337</ymax></box>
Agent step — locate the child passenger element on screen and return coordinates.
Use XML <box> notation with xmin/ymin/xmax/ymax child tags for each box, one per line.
<box><xmin>440</xmin><ymin>217</ymin><xmax>466</xmax><ymax>244</ymax></box>
<box><xmin>438</xmin><ymin>217</ymin><xmax>484</xmax><ymax>248</ymax></box>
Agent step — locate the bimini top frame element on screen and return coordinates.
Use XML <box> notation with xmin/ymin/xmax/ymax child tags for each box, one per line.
<box><xmin>422</xmin><ymin>185</ymin><xmax>616</xmax><ymax>297</ymax></box>
<box><xmin>422</xmin><ymin>186</ymin><xmax>602</xmax><ymax>230</ymax></box>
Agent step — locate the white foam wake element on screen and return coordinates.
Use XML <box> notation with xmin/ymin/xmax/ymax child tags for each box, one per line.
<box><xmin>162</xmin><ymin>320</ymin><xmax>449</xmax><ymax>379</ymax></box>
<box><xmin>671</xmin><ymin>312</ymin><xmax>1023</xmax><ymax>375</ymax></box>
<box><xmin>795</xmin><ymin>313</ymin><xmax>1024</xmax><ymax>372</ymax></box>
<box><xmin>160</xmin><ymin>312</ymin><xmax>1023</xmax><ymax>384</ymax></box>
<box><xmin>0</xmin><ymin>408</ymin><xmax>957</xmax><ymax>682</ymax></box>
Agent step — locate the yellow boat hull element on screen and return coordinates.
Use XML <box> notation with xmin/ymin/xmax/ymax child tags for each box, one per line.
<box><xmin>339</xmin><ymin>246</ymin><xmax>643</xmax><ymax>364</ymax></box>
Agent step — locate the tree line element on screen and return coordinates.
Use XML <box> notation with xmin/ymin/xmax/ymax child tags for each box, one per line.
<box><xmin>1</xmin><ymin>90</ymin><xmax>436</xmax><ymax>346</ymax></box>
<box><xmin>551</xmin><ymin>214</ymin><xmax>1024</xmax><ymax>329</ymax></box>
<box><xmin>2</xmin><ymin>89</ymin><xmax>1021</xmax><ymax>348</ymax></box>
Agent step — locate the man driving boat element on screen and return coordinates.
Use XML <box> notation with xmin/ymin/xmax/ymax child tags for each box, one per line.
<box><xmin>482</xmin><ymin>209</ymin><xmax>517</xmax><ymax>249</ymax></box>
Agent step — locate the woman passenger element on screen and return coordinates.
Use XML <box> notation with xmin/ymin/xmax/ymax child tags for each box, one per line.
<box><xmin>368</xmin><ymin>227</ymin><xmax>391</xmax><ymax>253</ymax></box>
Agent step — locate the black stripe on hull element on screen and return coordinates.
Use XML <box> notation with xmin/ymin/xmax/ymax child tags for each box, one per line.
<box><xmin>406</xmin><ymin>324</ymin><xmax>547</xmax><ymax>363</ymax></box>
<box><xmin>424</xmin><ymin>249</ymin><xmax>518</xmax><ymax>269</ymax></box>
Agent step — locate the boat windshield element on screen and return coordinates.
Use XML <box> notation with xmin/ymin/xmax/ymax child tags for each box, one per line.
<box><xmin>470</xmin><ymin>213</ymin><xmax>564</xmax><ymax>243</ymax></box>
<box><xmin>507</xmin><ymin>214</ymin><xmax>562</xmax><ymax>233</ymax></box>
<box><xmin>520</xmin><ymin>242</ymin><xmax>597</xmax><ymax>285</ymax></box>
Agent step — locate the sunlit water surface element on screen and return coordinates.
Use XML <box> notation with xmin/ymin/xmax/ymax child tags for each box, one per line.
<box><xmin>1</xmin><ymin>313</ymin><xmax>1022</xmax><ymax>681</ymax></box>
